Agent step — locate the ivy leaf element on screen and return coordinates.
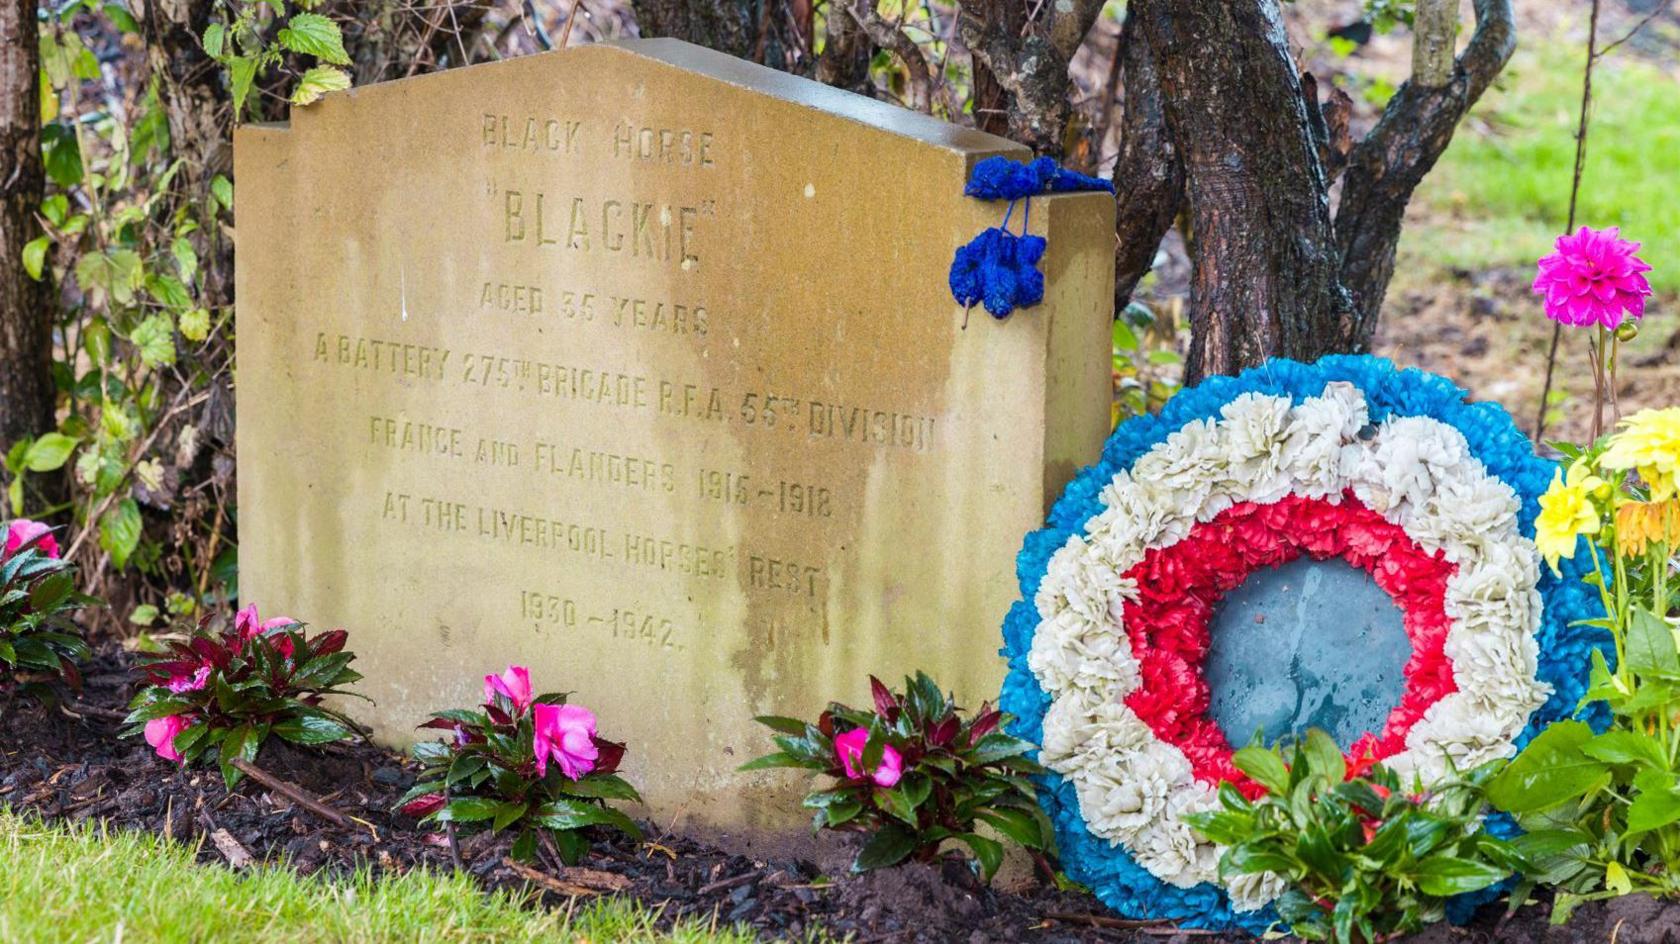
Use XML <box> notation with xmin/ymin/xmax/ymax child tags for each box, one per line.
<box><xmin>131</xmin><ymin>313</ymin><xmax>177</xmax><ymax>367</ymax></box>
<box><xmin>22</xmin><ymin>236</ymin><xmax>49</xmax><ymax>281</ymax></box>
<box><xmin>278</xmin><ymin>13</ymin><xmax>350</xmax><ymax>65</ymax></box>
<box><xmin>291</xmin><ymin>66</ymin><xmax>350</xmax><ymax>106</ymax></box>
<box><xmin>99</xmin><ymin>498</ymin><xmax>142</xmax><ymax>569</ymax></box>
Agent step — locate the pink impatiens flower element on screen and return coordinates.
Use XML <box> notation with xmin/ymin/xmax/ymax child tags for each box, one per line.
<box><xmin>145</xmin><ymin>715</ymin><xmax>190</xmax><ymax>762</ymax></box>
<box><xmin>233</xmin><ymin>603</ymin><xmax>296</xmax><ymax>653</ymax></box>
<box><xmin>484</xmin><ymin>665</ymin><xmax>534</xmax><ymax>715</ymax></box>
<box><xmin>834</xmin><ymin>728</ymin><xmax>904</xmax><ymax>788</ymax></box>
<box><xmin>165</xmin><ymin>664</ymin><xmax>212</xmax><ymax>694</ymax></box>
<box><xmin>532</xmin><ymin>702</ymin><xmax>599</xmax><ymax>780</ymax></box>
<box><xmin>3</xmin><ymin>519</ymin><xmax>58</xmax><ymax>559</ymax></box>
<box><xmin>1533</xmin><ymin>225</ymin><xmax>1654</xmax><ymax>329</ymax></box>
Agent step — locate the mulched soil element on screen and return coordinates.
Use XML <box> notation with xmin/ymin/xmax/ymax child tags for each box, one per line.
<box><xmin>5</xmin><ymin>645</ymin><xmax>1680</xmax><ymax>943</ymax></box>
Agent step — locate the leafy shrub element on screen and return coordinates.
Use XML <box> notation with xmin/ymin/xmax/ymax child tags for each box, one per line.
<box><xmin>1188</xmin><ymin>730</ymin><xmax>1523</xmax><ymax>943</ymax></box>
<box><xmin>1491</xmin><ymin>421</ymin><xmax>1680</xmax><ymax>913</ymax></box>
<box><xmin>398</xmin><ymin>666</ymin><xmax>642</xmax><ymax>865</ymax></box>
<box><xmin>743</xmin><ymin>672</ymin><xmax>1050</xmax><ymax>879</ymax></box>
<box><xmin>0</xmin><ymin>520</ymin><xmax>92</xmax><ymax>698</ymax></box>
<box><xmin>124</xmin><ymin>603</ymin><xmax>363</xmax><ymax>785</ymax></box>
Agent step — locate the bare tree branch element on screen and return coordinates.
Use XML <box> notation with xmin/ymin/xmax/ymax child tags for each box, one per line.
<box><xmin>956</xmin><ymin>0</ymin><xmax>1103</xmax><ymax>153</ymax></box>
<box><xmin>839</xmin><ymin>0</ymin><xmax>934</xmax><ymax>113</ymax></box>
<box><xmin>1334</xmin><ymin>0</ymin><xmax>1516</xmax><ymax>342</ymax></box>
<box><xmin>1110</xmin><ymin>5</ymin><xmax>1181</xmax><ymax>312</ymax></box>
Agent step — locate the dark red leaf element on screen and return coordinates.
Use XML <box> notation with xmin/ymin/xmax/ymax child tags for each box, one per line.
<box><xmin>870</xmin><ymin>676</ymin><xmax>898</xmax><ymax>716</ymax></box>
<box><xmin>400</xmin><ymin>794</ymin><xmax>447</xmax><ymax>818</ymax></box>
<box><xmin>968</xmin><ymin>710</ymin><xmax>1002</xmax><ymax>744</ymax></box>
<box><xmin>928</xmin><ymin>716</ymin><xmax>959</xmax><ymax>747</ymax></box>
<box><xmin>817</xmin><ymin>710</ymin><xmax>835</xmax><ymax>739</ymax></box>
<box><xmin>592</xmin><ymin>736</ymin><xmax>626</xmax><ymax>774</ymax></box>
<box><xmin>417</xmin><ymin>717</ymin><xmax>460</xmax><ymax>731</ymax></box>
<box><xmin>309</xmin><ymin>629</ymin><xmax>348</xmax><ymax>657</ymax></box>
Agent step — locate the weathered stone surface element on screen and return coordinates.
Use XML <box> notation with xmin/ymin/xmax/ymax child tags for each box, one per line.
<box><xmin>234</xmin><ymin>39</ymin><xmax>1113</xmax><ymax>838</ymax></box>
<box><xmin>1205</xmin><ymin>558</ymin><xmax>1410</xmax><ymax>749</ymax></box>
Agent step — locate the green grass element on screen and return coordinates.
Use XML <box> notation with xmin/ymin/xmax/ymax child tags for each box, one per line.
<box><xmin>1402</xmin><ymin>40</ymin><xmax>1680</xmax><ymax>291</ymax></box>
<box><xmin>0</xmin><ymin>810</ymin><xmax>783</xmax><ymax>944</ymax></box>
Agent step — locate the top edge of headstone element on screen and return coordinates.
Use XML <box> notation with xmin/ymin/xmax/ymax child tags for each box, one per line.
<box><xmin>236</xmin><ymin>38</ymin><xmax>1030</xmax><ymax>159</ymax></box>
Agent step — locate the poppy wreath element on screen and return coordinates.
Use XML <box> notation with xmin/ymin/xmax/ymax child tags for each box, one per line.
<box><xmin>1000</xmin><ymin>356</ymin><xmax>1607</xmax><ymax>931</ymax></box>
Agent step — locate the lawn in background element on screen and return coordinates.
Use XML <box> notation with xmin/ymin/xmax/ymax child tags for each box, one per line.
<box><xmin>0</xmin><ymin>811</ymin><xmax>782</xmax><ymax>944</ymax></box>
<box><xmin>1401</xmin><ymin>41</ymin><xmax>1680</xmax><ymax>291</ymax></box>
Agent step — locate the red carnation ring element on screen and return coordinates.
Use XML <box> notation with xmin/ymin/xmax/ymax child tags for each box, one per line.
<box><xmin>1121</xmin><ymin>493</ymin><xmax>1458</xmax><ymax>797</ymax></box>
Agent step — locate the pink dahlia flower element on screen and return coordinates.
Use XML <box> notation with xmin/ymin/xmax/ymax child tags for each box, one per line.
<box><xmin>484</xmin><ymin>665</ymin><xmax>534</xmax><ymax>715</ymax></box>
<box><xmin>533</xmin><ymin>703</ymin><xmax>599</xmax><ymax>780</ymax></box>
<box><xmin>145</xmin><ymin>715</ymin><xmax>190</xmax><ymax>762</ymax></box>
<box><xmin>1533</xmin><ymin>225</ymin><xmax>1654</xmax><ymax>328</ymax></box>
<box><xmin>3</xmin><ymin>519</ymin><xmax>58</xmax><ymax>559</ymax></box>
<box><xmin>834</xmin><ymin>728</ymin><xmax>904</xmax><ymax>788</ymax></box>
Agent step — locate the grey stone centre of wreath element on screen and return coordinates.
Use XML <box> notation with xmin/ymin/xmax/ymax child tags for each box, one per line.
<box><xmin>1204</xmin><ymin>558</ymin><xmax>1411</xmax><ymax>749</ymax></box>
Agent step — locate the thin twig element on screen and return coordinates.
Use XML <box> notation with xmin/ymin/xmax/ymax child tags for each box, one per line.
<box><xmin>1597</xmin><ymin>0</ymin><xmax>1673</xmax><ymax>58</ymax></box>
<box><xmin>558</xmin><ymin>0</ymin><xmax>585</xmax><ymax>47</ymax></box>
<box><xmin>229</xmin><ymin>758</ymin><xmax>353</xmax><ymax>829</ymax></box>
<box><xmin>1534</xmin><ymin>0</ymin><xmax>1602</xmax><ymax>443</ymax></box>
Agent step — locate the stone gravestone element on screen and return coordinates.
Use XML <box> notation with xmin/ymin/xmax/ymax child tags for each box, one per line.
<box><xmin>235</xmin><ymin>39</ymin><xmax>1114</xmax><ymax>838</ymax></box>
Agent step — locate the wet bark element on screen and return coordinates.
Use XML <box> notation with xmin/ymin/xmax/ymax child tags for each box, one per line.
<box><xmin>632</xmin><ymin>0</ymin><xmax>811</xmax><ymax>72</ymax></box>
<box><xmin>1109</xmin><ymin>7</ymin><xmax>1182</xmax><ymax>314</ymax></box>
<box><xmin>0</xmin><ymin>0</ymin><xmax>56</xmax><ymax>458</ymax></box>
<box><xmin>956</xmin><ymin>0</ymin><xmax>1104</xmax><ymax>157</ymax></box>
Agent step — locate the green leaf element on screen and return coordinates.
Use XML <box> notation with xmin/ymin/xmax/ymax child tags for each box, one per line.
<box><xmin>1581</xmin><ymin>730</ymin><xmax>1668</xmax><ymax>769</ymax></box>
<box><xmin>1412</xmin><ymin>856</ymin><xmax>1508</xmax><ymax>896</ymax></box>
<box><xmin>956</xmin><ymin>832</ymin><xmax>1004</xmax><ymax>880</ymax></box>
<box><xmin>560</xmin><ymin>773</ymin><xmax>641</xmax><ymax>803</ymax></box>
<box><xmin>146</xmin><ymin>274</ymin><xmax>192</xmax><ymax>310</ymax></box>
<box><xmin>102</xmin><ymin>2</ymin><xmax>139</xmax><ymax>33</ymax></box>
<box><xmin>1626</xmin><ymin>608</ymin><xmax>1680</xmax><ymax>677</ymax></box>
<box><xmin>179</xmin><ymin>308</ymin><xmax>211</xmax><ymax>342</ymax></box>
<box><xmin>823</xmin><ymin>799</ymin><xmax>862</xmax><ymax>827</ymax></box>
<box><xmin>228</xmin><ymin>57</ymin><xmax>257</xmax><ymax>117</ymax></box>
<box><xmin>968</xmin><ymin>732</ymin><xmax>1034</xmax><ymax>765</ymax></box>
<box><xmin>737</xmin><ymin>751</ymin><xmax>821</xmax><ymax>772</ymax></box>
<box><xmin>202</xmin><ymin>22</ymin><xmax>225</xmax><ymax>58</ymax></box>
<box><xmin>277</xmin><ymin>13</ymin><xmax>350</xmax><ymax>65</ymax></box>
<box><xmin>853</xmin><ymin>823</ymin><xmax>916</xmax><ymax>872</ymax></box>
<box><xmin>1486</xmin><ymin>720</ymin><xmax>1606</xmax><ymax>813</ymax></box>
<box><xmin>751</xmin><ymin>715</ymin><xmax>811</xmax><ymax>735</ymax></box>
<box><xmin>491</xmin><ymin>801</ymin><xmax>528</xmax><ymax>832</ymax></box>
<box><xmin>290</xmin><ymin>66</ymin><xmax>350</xmax><ymax>106</ymax></box>
<box><xmin>211</xmin><ymin>175</ymin><xmax>234</xmax><ymax>211</ymax></box>
<box><xmin>22</xmin><ymin>235</ymin><xmax>49</xmax><ymax>281</ymax></box>
<box><xmin>99</xmin><ymin>498</ymin><xmax>142</xmax><ymax>570</ymax></box>
<box><xmin>437</xmin><ymin>797</ymin><xmax>499</xmax><ymax>823</ymax></box>
<box><xmin>74</xmin><ymin>248</ymin><xmax>143</xmax><ymax>304</ymax></box>
<box><xmin>1625</xmin><ymin>785</ymin><xmax>1680</xmax><ymax>837</ymax></box>
<box><xmin>272</xmin><ymin>713</ymin><xmax>351</xmax><ymax>745</ymax></box>
<box><xmin>976</xmin><ymin>807</ymin><xmax>1044</xmax><ymax>850</ymax></box>
<box><xmin>1233</xmin><ymin>746</ymin><xmax>1290</xmax><ymax>795</ymax></box>
<box><xmin>1301</xmin><ymin>729</ymin><xmax>1345</xmax><ymax>784</ymax></box>
<box><xmin>131</xmin><ymin>313</ymin><xmax>177</xmax><ymax>367</ymax></box>
<box><xmin>23</xmin><ymin>433</ymin><xmax>77</xmax><ymax>472</ymax></box>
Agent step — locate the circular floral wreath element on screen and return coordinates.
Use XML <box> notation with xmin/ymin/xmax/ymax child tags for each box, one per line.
<box><xmin>1000</xmin><ymin>356</ymin><xmax>1607</xmax><ymax>931</ymax></box>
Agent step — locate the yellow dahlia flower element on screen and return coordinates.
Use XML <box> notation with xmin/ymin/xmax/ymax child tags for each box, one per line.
<box><xmin>1601</xmin><ymin>408</ymin><xmax>1680</xmax><ymax>502</ymax></box>
<box><xmin>1536</xmin><ymin>460</ymin><xmax>1606</xmax><ymax>572</ymax></box>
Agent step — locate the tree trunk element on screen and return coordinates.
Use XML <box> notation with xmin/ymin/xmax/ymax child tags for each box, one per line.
<box><xmin>0</xmin><ymin>0</ymin><xmax>56</xmax><ymax>461</ymax></box>
<box><xmin>632</xmin><ymin>0</ymin><xmax>809</xmax><ymax>72</ymax></box>
<box><xmin>1109</xmin><ymin>7</ymin><xmax>1182</xmax><ymax>314</ymax></box>
<box><xmin>956</xmin><ymin>0</ymin><xmax>1103</xmax><ymax>157</ymax></box>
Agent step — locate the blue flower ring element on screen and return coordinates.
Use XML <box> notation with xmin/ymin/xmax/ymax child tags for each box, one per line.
<box><xmin>999</xmin><ymin>355</ymin><xmax>1608</xmax><ymax>932</ymax></box>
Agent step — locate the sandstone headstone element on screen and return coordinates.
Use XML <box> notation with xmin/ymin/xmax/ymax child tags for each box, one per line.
<box><xmin>235</xmin><ymin>39</ymin><xmax>1113</xmax><ymax>838</ymax></box>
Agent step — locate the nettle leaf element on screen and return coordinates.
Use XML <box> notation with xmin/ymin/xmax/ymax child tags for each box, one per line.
<box><xmin>74</xmin><ymin>248</ymin><xmax>143</xmax><ymax>304</ymax></box>
<box><xmin>277</xmin><ymin>12</ymin><xmax>350</xmax><ymax>65</ymax></box>
<box><xmin>228</xmin><ymin>57</ymin><xmax>257</xmax><ymax>117</ymax></box>
<box><xmin>202</xmin><ymin>22</ymin><xmax>225</xmax><ymax>58</ymax></box>
<box><xmin>290</xmin><ymin>66</ymin><xmax>350</xmax><ymax>107</ymax></box>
